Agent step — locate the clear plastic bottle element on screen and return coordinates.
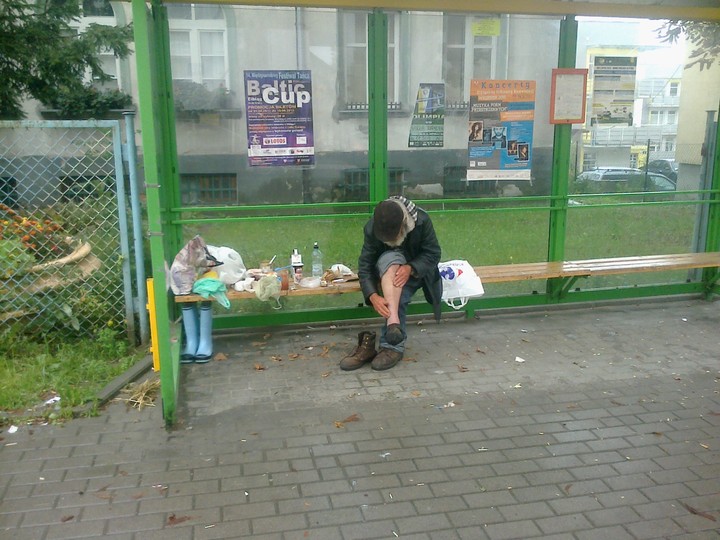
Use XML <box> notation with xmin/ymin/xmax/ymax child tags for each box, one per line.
<box><xmin>311</xmin><ymin>242</ymin><xmax>323</xmax><ymax>277</ymax></box>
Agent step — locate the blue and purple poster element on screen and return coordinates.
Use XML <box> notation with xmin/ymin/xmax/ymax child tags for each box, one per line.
<box><xmin>467</xmin><ymin>80</ymin><xmax>535</xmax><ymax>181</ymax></box>
<box><xmin>244</xmin><ymin>70</ymin><xmax>315</xmax><ymax>167</ymax></box>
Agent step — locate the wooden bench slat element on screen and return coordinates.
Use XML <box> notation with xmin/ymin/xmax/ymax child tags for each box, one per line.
<box><xmin>476</xmin><ymin>261</ymin><xmax>577</xmax><ymax>283</ymax></box>
<box><xmin>564</xmin><ymin>253</ymin><xmax>720</xmax><ymax>275</ymax></box>
<box><xmin>174</xmin><ymin>279</ymin><xmax>362</xmax><ymax>303</ymax></box>
<box><xmin>567</xmin><ymin>252</ymin><xmax>720</xmax><ymax>268</ymax></box>
<box><xmin>173</xmin><ymin>252</ymin><xmax>720</xmax><ymax>303</ymax></box>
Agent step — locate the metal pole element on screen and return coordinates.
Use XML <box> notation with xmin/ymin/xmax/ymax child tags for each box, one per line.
<box><xmin>547</xmin><ymin>15</ymin><xmax>577</xmax><ymax>263</ymax></box>
<box><xmin>694</xmin><ymin>110</ymin><xmax>718</xmax><ymax>253</ymax></box>
<box><xmin>111</xmin><ymin>121</ymin><xmax>136</xmax><ymax>345</ymax></box>
<box><xmin>124</xmin><ymin>111</ymin><xmax>149</xmax><ymax>344</ymax></box>
<box><xmin>368</xmin><ymin>10</ymin><xmax>388</xmax><ymax>203</ymax></box>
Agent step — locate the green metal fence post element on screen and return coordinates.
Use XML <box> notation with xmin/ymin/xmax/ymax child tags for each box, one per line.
<box><xmin>368</xmin><ymin>10</ymin><xmax>388</xmax><ymax>203</ymax></box>
<box><xmin>703</xmin><ymin>105</ymin><xmax>720</xmax><ymax>294</ymax></box>
<box><xmin>546</xmin><ymin>15</ymin><xmax>577</xmax><ymax>299</ymax></box>
<box><xmin>132</xmin><ymin>0</ymin><xmax>183</xmax><ymax>426</ymax></box>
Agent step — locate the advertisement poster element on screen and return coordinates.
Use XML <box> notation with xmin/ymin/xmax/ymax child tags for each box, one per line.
<box><xmin>408</xmin><ymin>83</ymin><xmax>445</xmax><ymax>148</ymax></box>
<box><xmin>591</xmin><ymin>56</ymin><xmax>636</xmax><ymax>125</ymax></box>
<box><xmin>467</xmin><ymin>80</ymin><xmax>535</xmax><ymax>181</ymax></box>
<box><xmin>244</xmin><ymin>70</ymin><xmax>315</xmax><ymax>167</ymax></box>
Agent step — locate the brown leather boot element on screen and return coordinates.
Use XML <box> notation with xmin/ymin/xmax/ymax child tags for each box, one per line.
<box><xmin>340</xmin><ymin>331</ymin><xmax>377</xmax><ymax>371</ymax></box>
<box><xmin>371</xmin><ymin>348</ymin><xmax>403</xmax><ymax>371</ymax></box>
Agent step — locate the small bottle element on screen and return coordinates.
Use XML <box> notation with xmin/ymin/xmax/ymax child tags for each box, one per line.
<box><xmin>312</xmin><ymin>242</ymin><xmax>323</xmax><ymax>277</ymax></box>
<box><xmin>291</xmin><ymin>248</ymin><xmax>303</xmax><ymax>283</ymax></box>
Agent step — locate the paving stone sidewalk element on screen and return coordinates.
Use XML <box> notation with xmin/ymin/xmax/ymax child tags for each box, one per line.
<box><xmin>1</xmin><ymin>298</ymin><xmax>719</xmax><ymax>540</ymax></box>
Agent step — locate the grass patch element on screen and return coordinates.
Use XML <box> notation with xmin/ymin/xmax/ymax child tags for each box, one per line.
<box><xmin>192</xmin><ymin>203</ymin><xmax>696</xmax><ymax>271</ymax></box>
<box><xmin>0</xmin><ymin>326</ymin><xmax>144</xmax><ymax>425</ymax></box>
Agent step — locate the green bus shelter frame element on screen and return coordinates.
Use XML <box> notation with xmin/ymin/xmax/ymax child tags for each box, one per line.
<box><xmin>131</xmin><ymin>0</ymin><xmax>720</xmax><ymax>426</ymax></box>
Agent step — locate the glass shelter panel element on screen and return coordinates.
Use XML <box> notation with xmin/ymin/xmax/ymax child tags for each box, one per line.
<box><xmin>566</xmin><ymin>16</ymin><xmax>719</xmax><ymax>288</ymax></box>
<box><xmin>169</xmin><ymin>6</ymin><xmax>371</xmax><ymax>206</ymax></box>
<box><xmin>388</xmin><ymin>13</ymin><xmax>560</xmax><ymax>201</ymax></box>
<box><xmin>430</xmin><ymin>208</ymin><xmax>551</xmax><ymax>296</ymax></box>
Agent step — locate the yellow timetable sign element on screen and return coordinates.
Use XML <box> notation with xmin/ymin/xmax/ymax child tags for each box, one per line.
<box><xmin>472</xmin><ymin>18</ymin><xmax>501</xmax><ymax>36</ymax></box>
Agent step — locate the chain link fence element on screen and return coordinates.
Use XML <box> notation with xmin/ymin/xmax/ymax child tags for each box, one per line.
<box><xmin>0</xmin><ymin>120</ymin><xmax>141</xmax><ymax>343</ymax></box>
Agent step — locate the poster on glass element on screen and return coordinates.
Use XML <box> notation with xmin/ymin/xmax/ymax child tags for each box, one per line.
<box><xmin>244</xmin><ymin>70</ymin><xmax>315</xmax><ymax>167</ymax></box>
<box><xmin>408</xmin><ymin>83</ymin><xmax>445</xmax><ymax>148</ymax></box>
<box><xmin>467</xmin><ymin>80</ymin><xmax>535</xmax><ymax>182</ymax></box>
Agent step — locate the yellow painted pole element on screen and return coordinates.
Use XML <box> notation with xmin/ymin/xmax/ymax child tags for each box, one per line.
<box><xmin>146</xmin><ymin>278</ymin><xmax>160</xmax><ymax>372</ymax></box>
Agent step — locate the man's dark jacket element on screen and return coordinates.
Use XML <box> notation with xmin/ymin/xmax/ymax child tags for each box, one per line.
<box><xmin>358</xmin><ymin>207</ymin><xmax>443</xmax><ymax>321</ymax></box>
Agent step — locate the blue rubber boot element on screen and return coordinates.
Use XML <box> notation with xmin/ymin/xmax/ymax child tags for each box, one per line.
<box><xmin>180</xmin><ymin>304</ymin><xmax>198</xmax><ymax>363</ymax></box>
<box><xmin>194</xmin><ymin>302</ymin><xmax>213</xmax><ymax>363</ymax></box>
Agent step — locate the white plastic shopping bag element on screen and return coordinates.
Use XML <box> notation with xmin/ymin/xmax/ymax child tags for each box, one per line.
<box><xmin>438</xmin><ymin>260</ymin><xmax>485</xmax><ymax>309</ymax></box>
<box><xmin>207</xmin><ymin>245</ymin><xmax>247</xmax><ymax>285</ymax></box>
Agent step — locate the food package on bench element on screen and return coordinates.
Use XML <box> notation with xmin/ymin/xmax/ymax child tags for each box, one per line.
<box><xmin>169</xmin><ymin>236</ymin><xmax>223</xmax><ymax>295</ymax></box>
<box><xmin>324</xmin><ymin>263</ymin><xmax>359</xmax><ymax>283</ymax></box>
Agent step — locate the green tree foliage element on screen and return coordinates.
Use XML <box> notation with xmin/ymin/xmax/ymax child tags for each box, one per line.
<box><xmin>658</xmin><ymin>20</ymin><xmax>720</xmax><ymax>71</ymax></box>
<box><xmin>0</xmin><ymin>0</ymin><xmax>133</xmax><ymax>119</ymax></box>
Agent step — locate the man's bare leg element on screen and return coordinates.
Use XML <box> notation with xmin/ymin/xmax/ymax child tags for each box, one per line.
<box><xmin>381</xmin><ymin>264</ymin><xmax>402</xmax><ymax>326</ymax></box>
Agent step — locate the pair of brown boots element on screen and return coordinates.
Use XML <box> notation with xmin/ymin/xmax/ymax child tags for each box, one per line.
<box><xmin>340</xmin><ymin>331</ymin><xmax>403</xmax><ymax>371</ymax></box>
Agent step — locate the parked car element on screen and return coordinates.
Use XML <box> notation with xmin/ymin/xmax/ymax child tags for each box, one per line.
<box><xmin>575</xmin><ymin>168</ymin><xmax>676</xmax><ymax>193</ymax></box>
<box><xmin>645</xmin><ymin>173</ymin><xmax>676</xmax><ymax>191</ymax></box>
<box><xmin>646</xmin><ymin>159</ymin><xmax>678</xmax><ymax>182</ymax></box>
<box><xmin>575</xmin><ymin>167</ymin><xmax>643</xmax><ymax>183</ymax></box>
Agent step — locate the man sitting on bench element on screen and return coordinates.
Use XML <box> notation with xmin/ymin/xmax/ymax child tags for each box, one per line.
<box><xmin>340</xmin><ymin>196</ymin><xmax>442</xmax><ymax>371</ymax></box>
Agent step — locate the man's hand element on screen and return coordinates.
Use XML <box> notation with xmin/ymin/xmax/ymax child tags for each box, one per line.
<box><xmin>392</xmin><ymin>264</ymin><xmax>412</xmax><ymax>288</ymax></box>
<box><xmin>369</xmin><ymin>293</ymin><xmax>390</xmax><ymax>319</ymax></box>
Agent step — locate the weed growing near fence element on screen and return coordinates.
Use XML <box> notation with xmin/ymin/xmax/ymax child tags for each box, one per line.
<box><xmin>0</xmin><ymin>326</ymin><xmax>143</xmax><ymax>425</ymax></box>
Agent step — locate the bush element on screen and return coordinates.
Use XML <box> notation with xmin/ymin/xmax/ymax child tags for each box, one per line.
<box><xmin>42</xmin><ymin>85</ymin><xmax>133</xmax><ymax>119</ymax></box>
<box><xmin>173</xmin><ymin>80</ymin><xmax>233</xmax><ymax>111</ymax></box>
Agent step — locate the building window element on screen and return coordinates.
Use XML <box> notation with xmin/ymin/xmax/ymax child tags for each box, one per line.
<box><xmin>442</xmin><ymin>14</ymin><xmax>497</xmax><ymax>107</ymax></box>
<box><xmin>0</xmin><ymin>177</ymin><xmax>17</xmax><ymax>208</ymax></box>
<box><xmin>340</xmin><ymin>11</ymin><xmax>400</xmax><ymax>109</ymax></box>
<box><xmin>664</xmin><ymin>139</ymin><xmax>675</xmax><ymax>152</ymax></box>
<box><xmin>583</xmin><ymin>153</ymin><xmax>596</xmax><ymax>171</ymax></box>
<box><xmin>170</xmin><ymin>31</ymin><xmax>193</xmax><ymax>81</ymax></box>
<box><xmin>168</xmin><ymin>4</ymin><xmax>228</xmax><ymax>91</ymax></box>
<box><xmin>667</xmin><ymin>110</ymin><xmax>677</xmax><ymax>125</ymax></box>
<box><xmin>59</xmin><ymin>175</ymin><xmax>113</xmax><ymax>202</ymax></box>
<box><xmin>648</xmin><ymin>110</ymin><xmax>660</xmax><ymax>125</ymax></box>
<box><xmin>180</xmin><ymin>173</ymin><xmax>237</xmax><ymax>205</ymax></box>
<box><xmin>73</xmin><ymin>13</ymin><xmax>121</xmax><ymax>90</ymax></box>
<box><xmin>83</xmin><ymin>0</ymin><xmax>113</xmax><ymax>17</ymax></box>
<box><xmin>668</xmin><ymin>81</ymin><xmax>679</xmax><ymax>97</ymax></box>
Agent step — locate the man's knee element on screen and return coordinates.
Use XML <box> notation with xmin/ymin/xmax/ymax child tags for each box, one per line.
<box><xmin>381</xmin><ymin>263</ymin><xmax>399</xmax><ymax>278</ymax></box>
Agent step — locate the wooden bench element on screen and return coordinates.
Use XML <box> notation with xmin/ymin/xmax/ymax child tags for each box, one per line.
<box><xmin>174</xmin><ymin>252</ymin><xmax>720</xmax><ymax>304</ymax></box>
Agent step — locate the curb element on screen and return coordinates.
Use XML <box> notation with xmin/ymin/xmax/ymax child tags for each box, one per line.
<box><xmin>72</xmin><ymin>355</ymin><xmax>154</xmax><ymax>417</ymax></box>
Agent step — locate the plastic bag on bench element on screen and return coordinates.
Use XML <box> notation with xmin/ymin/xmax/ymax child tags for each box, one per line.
<box><xmin>254</xmin><ymin>275</ymin><xmax>282</xmax><ymax>309</ymax></box>
<box><xmin>438</xmin><ymin>260</ymin><xmax>484</xmax><ymax>310</ymax></box>
<box><xmin>207</xmin><ymin>245</ymin><xmax>247</xmax><ymax>286</ymax></box>
<box><xmin>170</xmin><ymin>235</ymin><xmax>223</xmax><ymax>295</ymax></box>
